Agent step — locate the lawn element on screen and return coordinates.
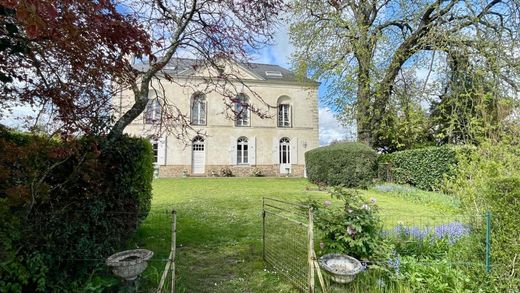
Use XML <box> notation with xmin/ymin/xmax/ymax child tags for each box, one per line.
<box><xmin>128</xmin><ymin>178</ymin><xmax>459</xmax><ymax>292</ymax></box>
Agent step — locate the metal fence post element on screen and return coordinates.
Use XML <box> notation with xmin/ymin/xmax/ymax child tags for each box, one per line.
<box><xmin>262</xmin><ymin>197</ymin><xmax>266</xmax><ymax>262</ymax></box>
<box><xmin>485</xmin><ymin>211</ymin><xmax>491</xmax><ymax>273</ymax></box>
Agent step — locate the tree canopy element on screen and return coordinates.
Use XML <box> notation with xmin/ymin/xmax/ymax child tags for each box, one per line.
<box><xmin>290</xmin><ymin>0</ymin><xmax>520</xmax><ymax>150</ymax></box>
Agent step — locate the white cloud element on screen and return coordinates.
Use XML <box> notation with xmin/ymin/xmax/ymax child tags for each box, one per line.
<box><xmin>319</xmin><ymin>107</ymin><xmax>353</xmax><ymax>146</ymax></box>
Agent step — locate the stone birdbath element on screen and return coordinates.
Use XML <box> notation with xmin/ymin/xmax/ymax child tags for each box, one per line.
<box><xmin>106</xmin><ymin>249</ymin><xmax>154</xmax><ymax>289</ymax></box>
<box><xmin>318</xmin><ymin>254</ymin><xmax>363</xmax><ymax>284</ymax></box>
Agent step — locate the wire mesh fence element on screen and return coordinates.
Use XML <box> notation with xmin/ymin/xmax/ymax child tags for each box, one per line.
<box><xmin>262</xmin><ymin>197</ymin><xmax>496</xmax><ymax>293</ymax></box>
<box><xmin>25</xmin><ymin>207</ymin><xmax>177</xmax><ymax>292</ymax></box>
<box><xmin>263</xmin><ymin>197</ymin><xmax>312</xmax><ymax>292</ymax></box>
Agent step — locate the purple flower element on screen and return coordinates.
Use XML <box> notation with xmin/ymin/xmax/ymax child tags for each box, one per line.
<box><xmin>387</xmin><ymin>251</ymin><xmax>401</xmax><ymax>275</ymax></box>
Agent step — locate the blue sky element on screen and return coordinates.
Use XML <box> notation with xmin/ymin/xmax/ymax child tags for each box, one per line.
<box><xmin>253</xmin><ymin>25</ymin><xmax>349</xmax><ymax>145</ymax></box>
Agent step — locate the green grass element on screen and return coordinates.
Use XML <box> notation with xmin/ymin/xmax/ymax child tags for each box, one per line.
<box><xmin>125</xmin><ymin>178</ymin><xmax>459</xmax><ymax>292</ymax></box>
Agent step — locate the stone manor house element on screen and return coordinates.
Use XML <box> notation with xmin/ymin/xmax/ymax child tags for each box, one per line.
<box><xmin>115</xmin><ymin>58</ymin><xmax>319</xmax><ymax>177</ymax></box>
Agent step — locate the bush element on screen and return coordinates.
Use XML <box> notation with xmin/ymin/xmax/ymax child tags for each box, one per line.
<box><xmin>220</xmin><ymin>167</ymin><xmax>233</xmax><ymax>177</ymax></box>
<box><xmin>378</xmin><ymin>145</ymin><xmax>472</xmax><ymax>191</ymax></box>
<box><xmin>0</xmin><ymin>128</ymin><xmax>153</xmax><ymax>292</ymax></box>
<box><xmin>444</xmin><ymin>140</ymin><xmax>520</xmax><ymax>291</ymax></box>
<box><xmin>310</xmin><ymin>188</ymin><xmax>389</xmax><ymax>263</ymax></box>
<box><xmin>305</xmin><ymin>142</ymin><xmax>377</xmax><ymax>188</ymax></box>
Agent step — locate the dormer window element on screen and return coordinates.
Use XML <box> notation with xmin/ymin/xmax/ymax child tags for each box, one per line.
<box><xmin>191</xmin><ymin>93</ymin><xmax>206</xmax><ymax>125</ymax></box>
<box><xmin>265</xmin><ymin>71</ymin><xmax>283</xmax><ymax>77</ymax></box>
<box><xmin>235</xmin><ymin>93</ymin><xmax>250</xmax><ymax>127</ymax></box>
<box><xmin>144</xmin><ymin>98</ymin><xmax>161</xmax><ymax>124</ymax></box>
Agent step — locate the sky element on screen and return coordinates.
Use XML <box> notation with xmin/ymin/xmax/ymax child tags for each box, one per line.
<box><xmin>254</xmin><ymin>25</ymin><xmax>349</xmax><ymax>146</ymax></box>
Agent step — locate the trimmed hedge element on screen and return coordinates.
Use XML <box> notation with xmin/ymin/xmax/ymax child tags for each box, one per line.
<box><xmin>305</xmin><ymin>142</ymin><xmax>377</xmax><ymax>188</ymax></box>
<box><xmin>0</xmin><ymin>128</ymin><xmax>153</xmax><ymax>291</ymax></box>
<box><xmin>378</xmin><ymin>145</ymin><xmax>472</xmax><ymax>191</ymax></box>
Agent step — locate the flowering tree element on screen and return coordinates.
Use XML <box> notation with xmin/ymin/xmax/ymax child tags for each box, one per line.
<box><xmin>0</xmin><ymin>0</ymin><xmax>151</xmax><ymax>134</ymax></box>
<box><xmin>1</xmin><ymin>0</ymin><xmax>285</xmax><ymax>139</ymax></box>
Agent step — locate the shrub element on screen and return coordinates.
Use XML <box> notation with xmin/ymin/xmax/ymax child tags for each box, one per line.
<box><xmin>220</xmin><ymin>167</ymin><xmax>233</xmax><ymax>177</ymax></box>
<box><xmin>250</xmin><ymin>167</ymin><xmax>263</xmax><ymax>177</ymax></box>
<box><xmin>378</xmin><ymin>145</ymin><xmax>472</xmax><ymax>191</ymax></box>
<box><xmin>305</xmin><ymin>142</ymin><xmax>377</xmax><ymax>188</ymax></box>
<box><xmin>310</xmin><ymin>188</ymin><xmax>389</xmax><ymax>263</ymax></box>
<box><xmin>0</xmin><ymin>128</ymin><xmax>153</xmax><ymax>292</ymax></box>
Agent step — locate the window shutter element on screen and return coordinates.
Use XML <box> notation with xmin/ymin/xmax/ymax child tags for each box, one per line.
<box><xmin>158</xmin><ymin>137</ymin><xmax>166</xmax><ymax>165</ymax></box>
<box><xmin>290</xmin><ymin>137</ymin><xmax>298</xmax><ymax>164</ymax></box>
<box><xmin>250</xmin><ymin>136</ymin><xmax>256</xmax><ymax>165</ymax></box>
<box><xmin>290</xmin><ymin>104</ymin><xmax>293</xmax><ymax>127</ymax></box>
<box><xmin>272</xmin><ymin>137</ymin><xmax>279</xmax><ymax>164</ymax></box>
<box><xmin>229</xmin><ymin>136</ymin><xmax>237</xmax><ymax>165</ymax></box>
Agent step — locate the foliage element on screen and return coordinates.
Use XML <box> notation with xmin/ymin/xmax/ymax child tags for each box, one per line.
<box><xmin>305</xmin><ymin>142</ymin><xmax>377</xmax><ymax>188</ymax></box>
<box><xmin>0</xmin><ymin>0</ymin><xmax>150</xmax><ymax>134</ymax></box>
<box><xmin>0</xmin><ymin>128</ymin><xmax>153</xmax><ymax>291</ymax></box>
<box><xmin>250</xmin><ymin>167</ymin><xmax>263</xmax><ymax>177</ymax></box>
<box><xmin>398</xmin><ymin>256</ymin><xmax>474</xmax><ymax>292</ymax></box>
<box><xmin>290</xmin><ymin>0</ymin><xmax>519</xmax><ymax>148</ymax></box>
<box><xmin>219</xmin><ymin>167</ymin><xmax>233</xmax><ymax>177</ymax></box>
<box><xmin>378</xmin><ymin>145</ymin><xmax>473</xmax><ymax>191</ymax></box>
<box><xmin>373</xmin><ymin>184</ymin><xmax>460</xmax><ymax>211</ymax></box>
<box><xmin>311</xmin><ymin>188</ymin><xmax>389</xmax><ymax>264</ymax></box>
<box><xmin>444</xmin><ymin>139</ymin><xmax>520</xmax><ymax>290</ymax></box>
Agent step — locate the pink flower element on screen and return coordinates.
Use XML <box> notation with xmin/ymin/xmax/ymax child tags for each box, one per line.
<box><xmin>347</xmin><ymin>225</ymin><xmax>356</xmax><ymax>236</ymax></box>
<box><xmin>320</xmin><ymin>242</ymin><xmax>325</xmax><ymax>249</ymax></box>
<box><xmin>324</xmin><ymin>200</ymin><xmax>332</xmax><ymax>207</ymax></box>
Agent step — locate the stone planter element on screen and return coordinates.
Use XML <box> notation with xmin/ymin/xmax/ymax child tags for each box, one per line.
<box><xmin>318</xmin><ymin>254</ymin><xmax>363</xmax><ymax>284</ymax></box>
<box><xmin>106</xmin><ymin>249</ymin><xmax>154</xmax><ymax>281</ymax></box>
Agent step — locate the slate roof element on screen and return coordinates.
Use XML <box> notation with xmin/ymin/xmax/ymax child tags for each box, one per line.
<box><xmin>133</xmin><ymin>58</ymin><xmax>318</xmax><ymax>86</ymax></box>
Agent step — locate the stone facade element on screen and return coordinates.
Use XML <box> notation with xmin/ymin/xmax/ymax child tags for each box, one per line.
<box><xmin>116</xmin><ymin>59</ymin><xmax>319</xmax><ymax>177</ymax></box>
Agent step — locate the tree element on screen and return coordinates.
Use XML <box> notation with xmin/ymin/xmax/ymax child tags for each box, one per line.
<box><xmin>1</xmin><ymin>0</ymin><xmax>151</xmax><ymax>134</ymax></box>
<box><xmin>290</xmin><ymin>0</ymin><xmax>519</xmax><ymax>147</ymax></box>
<box><xmin>1</xmin><ymin>0</ymin><xmax>285</xmax><ymax>139</ymax></box>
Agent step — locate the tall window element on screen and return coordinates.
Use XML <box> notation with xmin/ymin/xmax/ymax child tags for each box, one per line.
<box><xmin>152</xmin><ymin>141</ymin><xmax>158</xmax><ymax>163</ymax></box>
<box><xmin>235</xmin><ymin>94</ymin><xmax>250</xmax><ymax>126</ymax></box>
<box><xmin>191</xmin><ymin>93</ymin><xmax>206</xmax><ymax>125</ymax></box>
<box><xmin>237</xmin><ymin>137</ymin><xmax>249</xmax><ymax>164</ymax></box>
<box><xmin>278</xmin><ymin>104</ymin><xmax>291</xmax><ymax>127</ymax></box>
<box><xmin>144</xmin><ymin>99</ymin><xmax>161</xmax><ymax>124</ymax></box>
<box><xmin>279</xmin><ymin>137</ymin><xmax>290</xmax><ymax>164</ymax></box>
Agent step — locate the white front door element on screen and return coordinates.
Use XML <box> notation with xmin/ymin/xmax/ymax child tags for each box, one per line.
<box><xmin>279</xmin><ymin>137</ymin><xmax>291</xmax><ymax>175</ymax></box>
<box><xmin>192</xmin><ymin>137</ymin><xmax>205</xmax><ymax>174</ymax></box>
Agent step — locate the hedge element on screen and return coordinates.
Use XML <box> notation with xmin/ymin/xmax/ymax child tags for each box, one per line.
<box><xmin>378</xmin><ymin>145</ymin><xmax>472</xmax><ymax>191</ymax></box>
<box><xmin>305</xmin><ymin>142</ymin><xmax>377</xmax><ymax>188</ymax></box>
<box><xmin>0</xmin><ymin>127</ymin><xmax>153</xmax><ymax>292</ymax></box>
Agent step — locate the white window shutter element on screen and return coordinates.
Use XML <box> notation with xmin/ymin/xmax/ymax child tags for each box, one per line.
<box><xmin>272</xmin><ymin>137</ymin><xmax>279</xmax><ymax>164</ymax></box>
<box><xmin>158</xmin><ymin>137</ymin><xmax>166</xmax><ymax>165</ymax></box>
<box><xmin>290</xmin><ymin>137</ymin><xmax>298</xmax><ymax>164</ymax></box>
<box><xmin>229</xmin><ymin>136</ymin><xmax>237</xmax><ymax>165</ymax></box>
<box><xmin>250</xmin><ymin>136</ymin><xmax>256</xmax><ymax>165</ymax></box>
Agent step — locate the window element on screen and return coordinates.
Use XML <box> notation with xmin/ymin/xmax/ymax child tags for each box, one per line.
<box><xmin>192</xmin><ymin>136</ymin><xmax>205</xmax><ymax>151</ymax></box>
<box><xmin>144</xmin><ymin>99</ymin><xmax>161</xmax><ymax>124</ymax></box>
<box><xmin>152</xmin><ymin>141</ymin><xmax>158</xmax><ymax>163</ymax></box>
<box><xmin>191</xmin><ymin>93</ymin><xmax>206</xmax><ymax>125</ymax></box>
<box><xmin>237</xmin><ymin>137</ymin><xmax>248</xmax><ymax>164</ymax></box>
<box><xmin>279</xmin><ymin>137</ymin><xmax>290</xmax><ymax>164</ymax></box>
<box><xmin>278</xmin><ymin>104</ymin><xmax>291</xmax><ymax>127</ymax></box>
<box><xmin>235</xmin><ymin>94</ymin><xmax>250</xmax><ymax>126</ymax></box>
<box><xmin>265</xmin><ymin>71</ymin><xmax>283</xmax><ymax>77</ymax></box>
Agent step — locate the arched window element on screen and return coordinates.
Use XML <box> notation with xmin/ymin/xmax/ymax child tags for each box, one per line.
<box><xmin>237</xmin><ymin>136</ymin><xmax>249</xmax><ymax>164</ymax></box>
<box><xmin>192</xmin><ymin>136</ymin><xmax>205</xmax><ymax>151</ymax></box>
<box><xmin>144</xmin><ymin>98</ymin><xmax>161</xmax><ymax>124</ymax></box>
<box><xmin>191</xmin><ymin>93</ymin><xmax>206</xmax><ymax>125</ymax></box>
<box><xmin>235</xmin><ymin>93</ymin><xmax>250</xmax><ymax>126</ymax></box>
<box><xmin>277</xmin><ymin>96</ymin><xmax>291</xmax><ymax>127</ymax></box>
<box><xmin>279</xmin><ymin>137</ymin><xmax>290</xmax><ymax>164</ymax></box>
